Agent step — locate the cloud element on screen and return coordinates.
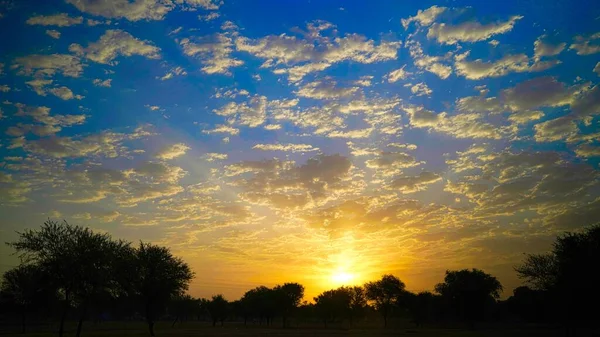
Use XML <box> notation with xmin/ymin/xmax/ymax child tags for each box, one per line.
<box><xmin>213</xmin><ymin>95</ymin><xmax>267</xmax><ymax>127</ymax></box>
<box><xmin>49</xmin><ymin>86</ymin><xmax>84</xmax><ymax>100</ymax></box>
<box><xmin>533</xmin><ymin>35</ymin><xmax>566</xmax><ymax>58</ymax></box>
<box><xmin>390</xmin><ymin>171</ymin><xmax>442</xmax><ymax>193</ymax></box>
<box><xmin>502</xmin><ymin>76</ymin><xmax>578</xmax><ymax>111</ymax></box>
<box><xmin>199</xmin><ymin>12</ymin><xmax>220</xmax><ymax>21</ymax></box>
<box><xmin>12</xmin><ymin>54</ymin><xmax>84</xmax><ymax>78</ymax></box>
<box><xmin>26</xmin><ymin>13</ymin><xmax>83</xmax><ymax>26</ymax></box>
<box><xmin>159</xmin><ymin>66</ymin><xmax>187</xmax><ymax>80</ymax></box>
<box><xmin>454</xmin><ymin>52</ymin><xmax>558</xmax><ymax>80</ymax></box>
<box><xmin>236</xmin><ymin>23</ymin><xmax>401</xmax><ymax>81</ymax></box>
<box><xmin>155</xmin><ymin>143</ymin><xmax>190</xmax><ymax>160</ymax></box>
<box><xmin>386</xmin><ymin>65</ymin><xmax>410</xmax><ymax>83</ymax></box>
<box><xmin>93</xmin><ymin>78</ymin><xmax>112</xmax><ymax>87</ymax></box>
<box><xmin>574</xmin><ymin>143</ymin><xmax>600</xmax><ymax>157</ymax></box>
<box><xmin>0</xmin><ymin>85</ymin><xmax>9</xmax><ymax>92</ymax></box>
<box><xmin>26</xmin><ymin>79</ymin><xmax>53</xmax><ymax>96</ymax></box>
<box><xmin>404</xmin><ymin>106</ymin><xmax>503</xmax><ymax>139</ymax></box>
<box><xmin>66</xmin><ymin>0</ymin><xmax>171</xmax><ymax>21</ymax></box>
<box><xmin>252</xmin><ymin>143</ymin><xmax>319</xmax><ymax>153</ymax></box>
<box><xmin>180</xmin><ymin>34</ymin><xmax>243</xmax><ymax>75</ymax></box>
<box><xmin>202</xmin><ymin>124</ymin><xmax>239</xmax><ymax>135</ymax></box>
<box><xmin>45</xmin><ymin>30</ymin><xmax>61</xmax><ymax>39</ymax></box>
<box><xmin>401</xmin><ymin>5</ymin><xmax>447</xmax><ymax>29</ymax></box>
<box><xmin>410</xmin><ymin>82</ymin><xmax>432</xmax><ymax>96</ymax></box>
<box><xmin>569</xmin><ymin>32</ymin><xmax>600</xmax><ymax>55</ymax></box>
<box><xmin>366</xmin><ymin>151</ymin><xmax>420</xmax><ymax>176</ymax></box>
<box><xmin>204</xmin><ymin>152</ymin><xmax>228</xmax><ymax>161</ymax></box>
<box><xmin>534</xmin><ymin>117</ymin><xmax>578</xmax><ymax>142</ymax></box>
<box><xmin>295</xmin><ymin>79</ymin><xmax>360</xmax><ymax>100</ymax></box>
<box><xmin>595</xmin><ymin>62</ymin><xmax>600</xmax><ymax>76</ymax></box>
<box><xmin>406</xmin><ymin>40</ymin><xmax>452</xmax><ymax>79</ymax></box>
<box><xmin>69</xmin><ymin>30</ymin><xmax>160</xmax><ymax>65</ymax></box>
<box><xmin>427</xmin><ymin>15</ymin><xmax>523</xmax><ymax>44</ymax></box>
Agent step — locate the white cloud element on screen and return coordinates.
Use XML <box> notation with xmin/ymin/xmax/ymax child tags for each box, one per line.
<box><xmin>401</xmin><ymin>6</ymin><xmax>447</xmax><ymax>29</ymax></box>
<box><xmin>180</xmin><ymin>34</ymin><xmax>243</xmax><ymax>75</ymax></box>
<box><xmin>69</xmin><ymin>30</ymin><xmax>160</xmax><ymax>65</ymax></box>
<box><xmin>295</xmin><ymin>79</ymin><xmax>360</xmax><ymax>100</ymax></box>
<box><xmin>26</xmin><ymin>13</ymin><xmax>83</xmax><ymax>26</ymax></box>
<box><xmin>574</xmin><ymin>143</ymin><xmax>600</xmax><ymax>157</ymax></box>
<box><xmin>534</xmin><ymin>117</ymin><xmax>578</xmax><ymax>142</ymax></box>
<box><xmin>159</xmin><ymin>66</ymin><xmax>187</xmax><ymax>80</ymax></box>
<box><xmin>410</xmin><ymin>82</ymin><xmax>432</xmax><ymax>96</ymax></box>
<box><xmin>0</xmin><ymin>85</ymin><xmax>9</xmax><ymax>92</ymax></box>
<box><xmin>406</xmin><ymin>40</ymin><xmax>452</xmax><ymax>79</ymax></box>
<box><xmin>594</xmin><ymin>62</ymin><xmax>600</xmax><ymax>76</ymax></box>
<box><xmin>533</xmin><ymin>35</ymin><xmax>566</xmax><ymax>58</ymax></box>
<box><xmin>203</xmin><ymin>124</ymin><xmax>240</xmax><ymax>135</ymax></box>
<box><xmin>570</xmin><ymin>32</ymin><xmax>600</xmax><ymax>55</ymax></box>
<box><xmin>93</xmin><ymin>78</ymin><xmax>112</xmax><ymax>87</ymax></box>
<box><xmin>155</xmin><ymin>143</ymin><xmax>190</xmax><ymax>160</ymax></box>
<box><xmin>455</xmin><ymin>52</ymin><xmax>558</xmax><ymax>80</ymax></box>
<box><xmin>428</xmin><ymin>15</ymin><xmax>523</xmax><ymax>44</ymax></box>
<box><xmin>236</xmin><ymin>24</ymin><xmax>401</xmax><ymax>81</ymax></box>
<box><xmin>252</xmin><ymin>143</ymin><xmax>319</xmax><ymax>152</ymax></box>
<box><xmin>204</xmin><ymin>152</ymin><xmax>228</xmax><ymax>161</ymax></box>
<box><xmin>13</xmin><ymin>54</ymin><xmax>84</xmax><ymax>78</ymax></box>
<box><xmin>404</xmin><ymin>106</ymin><xmax>503</xmax><ymax>139</ymax></box>
<box><xmin>213</xmin><ymin>95</ymin><xmax>267</xmax><ymax>127</ymax></box>
<box><xmin>386</xmin><ymin>65</ymin><xmax>410</xmax><ymax>83</ymax></box>
<box><xmin>26</xmin><ymin>79</ymin><xmax>53</xmax><ymax>96</ymax></box>
<box><xmin>49</xmin><ymin>86</ymin><xmax>84</xmax><ymax>100</ymax></box>
<box><xmin>45</xmin><ymin>30</ymin><xmax>61</xmax><ymax>39</ymax></box>
<box><xmin>199</xmin><ymin>12</ymin><xmax>220</xmax><ymax>21</ymax></box>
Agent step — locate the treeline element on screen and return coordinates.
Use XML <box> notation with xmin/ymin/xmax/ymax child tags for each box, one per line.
<box><xmin>1</xmin><ymin>222</ymin><xmax>599</xmax><ymax>336</ymax></box>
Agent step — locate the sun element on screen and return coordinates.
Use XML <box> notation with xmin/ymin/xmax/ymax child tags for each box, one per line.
<box><xmin>330</xmin><ymin>271</ymin><xmax>355</xmax><ymax>286</ymax></box>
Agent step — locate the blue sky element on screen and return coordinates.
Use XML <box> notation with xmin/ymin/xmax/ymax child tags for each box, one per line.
<box><xmin>1</xmin><ymin>0</ymin><xmax>599</xmax><ymax>300</ymax></box>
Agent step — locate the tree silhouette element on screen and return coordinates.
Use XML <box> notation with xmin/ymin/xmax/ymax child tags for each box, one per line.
<box><xmin>205</xmin><ymin>294</ymin><xmax>229</xmax><ymax>326</ymax></box>
<box><xmin>129</xmin><ymin>242</ymin><xmax>194</xmax><ymax>336</ymax></box>
<box><xmin>515</xmin><ymin>225</ymin><xmax>600</xmax><ymax>334</ymax></box>
<box><xmin>274</xmin><ymin>282</ymin><xmax>304</xmax><ymax>328</ymax></box>
<box><xmin>434</xmin><ymin>269</ymin><xmax>502</xmax><ymax>328</ymax></box>
<box><xmin>348</xmin><ymin>286</ymin><xmax>367</xmax><ymax>325</ymax></box>
<box><xmin>7</xmin><ymin>220</ymin><xmax>128</xmax><ymax>337</ymax></box>
<box><xmin>364</xmin><ymin>274</ymin><xmax>406</xmax><ymax>328</ymax></box>
<box><xmin>313</xmin><ymin>287</ymin><xmax>352</xmax><ymax>327</ymax></box>
<box><xmin>405</xmin><ymin>291</ymin><xmax>440</xmax><ymax>328</ymax></box>
<box><xmin>0</xmin><ymin>264</ymin><xmax>53</xmax><ymax>333</ymax></box>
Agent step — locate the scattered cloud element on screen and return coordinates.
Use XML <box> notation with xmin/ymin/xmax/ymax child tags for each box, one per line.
<box><xmin>69</xmin><ymin>30</ymin><xmax>160</xmax><ymax>65</ymax></box>
<box><xmin>252</xmin><ymin>143</ymin><xmax>319</xmax><ymax>152</ymax></box>
<box><xmin>45</xmin><ymin>29</ymin><xmax>61</xmax><ymax>39</ymax></box>
<box><xmin>155</xmin><ymin>143</ymin><xmax>190</xmax><ymax>160</ymax></box>
<box><xmin>428</xmin><ymin>15</ymin><xmax>523</xmax><ymax>44</ymax></box>
<box><xmin>26</xmin><ymin>13</ymin><xmax>83</xmax><ymax>26</ymax></box>
<box><xmin>180</xmin><ymin>34</ymin><xmax>243</xmax><ymax>75</ymax></box>
<box><xmin>569</xmin><ymin>32</ymin><xmax>600</xmax><ymax>55</ymax></box>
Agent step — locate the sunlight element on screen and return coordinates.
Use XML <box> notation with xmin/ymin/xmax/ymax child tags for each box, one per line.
<box><xmin>330</xmin><ymin>270</ymin><xmax>355</xmax><ymax>286</ymax></box>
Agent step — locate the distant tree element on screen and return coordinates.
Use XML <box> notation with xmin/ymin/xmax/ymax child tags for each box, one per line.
<box><xmin>348</xmin><ymin>286</ymin><xmax>367</xmax><ymax>325</ymax></box>
<box><xmin>313</xmin><ymin>287</ymin><xmax>352</xmax><ymax>327</ymax></box>
<box><xmin>515</xmin><ymin>225</ymin><xmax>600</xmax><ymax>333</ymax></box>
<box><xmin>7</xmin><ymin>220</ymin><xmax>129</xmax><ymax>337</ymax></box>
<box><xmin>205</xmin><ymin>294</ymin><xmax>229</xmax><ymax>326</ymax></box>
<box><xmin>169</xmin><ymin>294</ymin><xmax>196</xmax><ymax>327</ymax></box>
<box><xmin>364</xmin><ymin>274</ymin><xmax>406</xmax><ymax>328</ymax></box>
<box><xmin>1</xmin><ymin>264</ymin><xmax>53</xmax><ymax>333</ymax></box>
<box><xmin>434</xmin><ymin>269</ymin><xmax>502</xmax><ymax>328</ymax></box>
<box><xmin>129</xmin><ymin>242</ymin><xmax>194</xmax><ymax>336</ymax></box>
<box><xmin>274</xmin><ymin>282</ymin><xmax>304</xmax><ymax>328</ymax></box>
<box><xmin>242</xmin><ymin>286</ymin><xmax>276</xmax><ymax>325</ymax></box>
<box><xmin>405</xmin><ymin>291</ymin><xmax>440</xmax><ymax>328</ymax></box>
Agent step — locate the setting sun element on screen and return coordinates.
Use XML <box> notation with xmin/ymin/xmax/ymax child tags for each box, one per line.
<box><xmin>330</xmin><ymin>270</ymin><xmax>356</xmax><ymax>286</ymax></box>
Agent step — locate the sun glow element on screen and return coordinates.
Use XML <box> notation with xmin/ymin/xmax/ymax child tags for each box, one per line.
<box><xmin>330</xmin><ymin>270</ymin><xmax>355</xmax><ymax>286</ymax></box>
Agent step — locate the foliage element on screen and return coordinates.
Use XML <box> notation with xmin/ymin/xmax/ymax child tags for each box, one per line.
<box><xmin>364</xmin><ymin>274</ymin><xmax>406</xmax><ymax>328</ymax></box>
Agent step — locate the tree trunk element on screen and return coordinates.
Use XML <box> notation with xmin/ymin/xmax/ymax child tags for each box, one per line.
<box><xmin>75</xmin><ymin>304</ymin><xmax>87</xmax><ymax>337</ymax></box>
<box><xmin>383</xmin><ymin>315</ymin><xmax>387</xmax><ymax>328</ymax></box>
<box><xmin>147</xmin><ymin>321</ymin><xmax>155</xmax><ymax>336</ymax></box>
<box><xmin>58</xmin><ymin>291</ymin><xmax>70</xmax><ymax>337</ymax></box>
<box><xmin>21</xmin><ymin>310</ymin><xmax>26</xmax><ymax>334</ymax></box>
<box><xmin>282</xmin><ymin>316</ymin><xmax>286</xmax><ymax>328</ymax></box>
<box><xmin>171</xmin><ymin>315</ymin><xmax>179</xmax><ymax>328</ymax></box>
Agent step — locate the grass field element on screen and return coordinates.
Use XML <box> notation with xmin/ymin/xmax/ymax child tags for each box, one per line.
<box><xmin>0</xmin><ymin>321</ymin><xmax>574</xmax><ymax>337</ymax></box>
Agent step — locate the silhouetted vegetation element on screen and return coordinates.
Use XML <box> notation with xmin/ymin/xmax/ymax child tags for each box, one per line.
<box><xmin>1</xmin><ymin>221</ymin><xmax>599</xmax><ymax>336</ymax></box>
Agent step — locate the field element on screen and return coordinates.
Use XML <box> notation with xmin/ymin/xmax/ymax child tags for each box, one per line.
<box><xmin>0</xmin><ymin>321</ymin><xmax>572</xmax><ymax>337</ymax></box>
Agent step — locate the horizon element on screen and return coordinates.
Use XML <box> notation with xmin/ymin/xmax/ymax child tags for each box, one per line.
<box><xmin>1</xmin><ymin>0</ymin><xmax>600</xmax><ymax>303</ymax></box>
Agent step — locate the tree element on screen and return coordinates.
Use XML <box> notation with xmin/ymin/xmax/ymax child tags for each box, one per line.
<box><xmin>364</xmin><ymin>274</ymin><xmax>406</xmax><ymax>328</ymax></box>
<box><xmin>7</xmin><ymin>220</ymin><xmax>128</xmax><ymax>337</ymax></box>
<box><xmin>129</xmin><ymin>242</ymin><xmax>194</xmax><ymax>336</ymax></box>
<box><xmin>515</xmin><ymin>225</ymin><xmax>600</xmax><ymax>333</ymax></box>
<box><xmin>313</xmin><ymin>287</ymin><xmax>352</xmax><ymax>327</ymax></box>
<box><xmin>434</xmin><ymin>269</ymin><xmax>502</xmax><ymax>327</ymax></box>
<box><xmin>205</xmin><ymin>294</ymin><xmax>229</xmax><ymax>326</ymax></box>
<box><xmin>274</xmin><ymin>282</ymin><xmax>304</xmax><ymax>328</ymax></box>
<box><xmin>348</xmin><ymin>286</ymin><xmax>367</xmax><ymax>325</ymax></box>
<box><xmin>405</xmin><ymin>291</ymin><xmax>440</xmax><ymax>328</ymax></box>
<box><xmin>1</xmin><ymin>264</ymin><xmax>53</xmax><ymax>334</ymax></box>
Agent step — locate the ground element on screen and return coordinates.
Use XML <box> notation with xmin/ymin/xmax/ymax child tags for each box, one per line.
<box><xmin>0</xmin><ymin>321</ymin><xmax>572</xmax><ymax>337</ymax></box>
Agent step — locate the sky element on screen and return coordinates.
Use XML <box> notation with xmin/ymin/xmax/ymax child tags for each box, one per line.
<box><xmin>0</xmin><ymin>0</ymin><xmax>599</xmax><ymax>301</ymax></box>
